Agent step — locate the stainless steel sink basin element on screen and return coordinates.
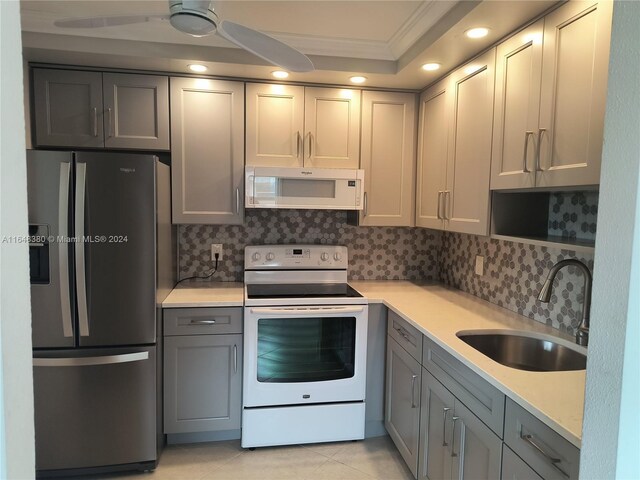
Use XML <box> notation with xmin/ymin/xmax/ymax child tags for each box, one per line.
<box><xmin>456</xmin><ymin>331</ymin><xmax>587</xmax><ymax>372</ymax></box>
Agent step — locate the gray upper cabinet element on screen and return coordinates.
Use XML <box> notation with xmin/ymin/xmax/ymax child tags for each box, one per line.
<box><xmin>170</xmin><ymin>77</ymin><xmax>245</xmax><ymax>225</ymax></box>
<box><xmin>33</xmin><ymin>68</ymin><xmax>169</xmax><ymax>151</ymax></box>
<box><xmin>102</xmin><ymin>73</ymin><xmax>169</xmax><ymax>151</ymax></box>
<box><xmin>386</xmin><ymin>336</ymin><xmax>422</xmax><ymax>478</ymax></box>
<box><xmin>33</xmin><ymin>69</ymin><xmax>104</xmax><ymax>148</ymax></box>
<box><xmin>491</xmin><ymin>0</ymin><xmax>613</xmax><ymax>190</ymax></box>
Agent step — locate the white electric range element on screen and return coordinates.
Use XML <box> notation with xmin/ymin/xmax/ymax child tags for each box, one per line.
<box><xmin>242</xmin><ymin>245</ymin><xmax>368</xmax><ymax>448</ymax></box>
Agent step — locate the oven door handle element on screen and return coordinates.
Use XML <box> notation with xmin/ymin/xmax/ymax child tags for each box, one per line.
<box><xmin>249</xmin><ymin>306</ymin><xmax>366</xmax><ymax>315</ymax></box>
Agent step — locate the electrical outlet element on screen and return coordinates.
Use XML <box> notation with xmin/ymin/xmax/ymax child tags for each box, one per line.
<box><xmin>211</xmin><ymin>244</ymin><xmax>223</xmax><ymax>261</ymax></box>
<box><xmin>475</xmin><ymin>255</ymin><xmax>484</xmax><ymax>276</ymax></box>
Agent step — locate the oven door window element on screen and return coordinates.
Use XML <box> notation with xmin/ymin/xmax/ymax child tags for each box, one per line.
<box><xmin>257</xmin><ymin>316</ymin><xmax>356</xmax><ymax>383</ymax></box>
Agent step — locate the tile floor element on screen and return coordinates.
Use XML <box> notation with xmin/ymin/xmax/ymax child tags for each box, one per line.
<box><xmin>93</xmin><ymin>436</ymin><xmax>413</xmax><ymax>480</ymax></box>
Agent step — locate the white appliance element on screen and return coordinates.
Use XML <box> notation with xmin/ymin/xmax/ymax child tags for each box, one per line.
<box><xmin>242</xmin><ymin>245</ymin><xmax>368</xmax><ymax>448</ymax></box>
<box><xmin>245</xmin><ymin>166</ymin><xmax>364</xmax><ymax>210</ymax></box>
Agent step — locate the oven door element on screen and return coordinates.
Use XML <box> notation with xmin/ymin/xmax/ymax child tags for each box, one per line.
<box><xmin>243</xmin><ymin>305</ymin><xmax>368</xmax><ymax>407</ymax></box>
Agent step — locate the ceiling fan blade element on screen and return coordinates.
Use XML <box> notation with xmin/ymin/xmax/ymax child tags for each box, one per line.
<box><xmin>54</xmin><ymin>15</ymin><xmax>168</xmax><ymax>29</ymax></box>
<box><xmin>217</xmin><ymin>20</ymin><xmax>314</xmax><ymax>73</ymax></box>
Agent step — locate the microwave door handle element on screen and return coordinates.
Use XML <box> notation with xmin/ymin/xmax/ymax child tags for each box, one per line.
<box><xmin>75</xmin><ymin>162</ymin><xmax>90</xmax><ymax>337</ymax></box>
<box><xmin>250</xmin><ymin>306</ymin><xmax>365</xmax><ymax>315</ymax></box>
<box><xmin>58</xmin><ymin>162</ymin><xmax>73</xmax><ymax>338</ymax></box>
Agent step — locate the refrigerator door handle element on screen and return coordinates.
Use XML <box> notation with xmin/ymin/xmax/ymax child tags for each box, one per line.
<box><xmin>75</xmin><ymin>162</ymin><xmax>90</xmax><ymax>337</ymax></box>
<box><xmin>58</xmin><ymin>162</ymin><xmax>73</xmax><ymax>338</ymax></box>
<box><xmin>33</xmin><ymin>351</ymin><xmax>149</xmax><ymax>367</ymax></box>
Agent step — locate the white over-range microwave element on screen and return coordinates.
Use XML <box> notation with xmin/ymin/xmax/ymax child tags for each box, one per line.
<box><xmin>245</xmin><ymin>166</ymin><xmax>364</xmax><ymax>210</ymax></box>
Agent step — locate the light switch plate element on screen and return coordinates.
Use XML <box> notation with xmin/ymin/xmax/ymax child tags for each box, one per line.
<box><xmin>475</xmin><ymin>255</ymin><xmax>484</xmax><ymax>276</ymax></box>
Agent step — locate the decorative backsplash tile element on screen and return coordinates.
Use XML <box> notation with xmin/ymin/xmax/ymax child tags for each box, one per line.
<box><xmin>439</xmin><ymin>232</ymin><xmax>594</xmax><ymax>335</ymax></box>
<box><xmin>179</xmin><ymin>191</ymin><xmax>598</xmax><ymax>336</ymax></box>
<box><xmin>179</xmin><ymin>209</ymin><xmax>441</xmax><ymax>282</ymax></box>
<box><xmin>548</xmin><ymin>191</ymin><xmax>598</xmax><ymax>241</ymax></box>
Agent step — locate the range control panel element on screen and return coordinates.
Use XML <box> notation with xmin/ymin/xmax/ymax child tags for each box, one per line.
<box><xmin>245</xmin><ymin>245</ymin><xmax>348</xmax><ymax>269</ymax></box>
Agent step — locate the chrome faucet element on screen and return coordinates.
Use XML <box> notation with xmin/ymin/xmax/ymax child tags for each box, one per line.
<box><xmin>537</xmin><ymin>259</ymin><xmax>592</xmax><ymax>346</ymax></box>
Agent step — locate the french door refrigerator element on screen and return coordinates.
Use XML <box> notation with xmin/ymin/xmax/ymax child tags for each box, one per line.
<box><xmin>27</xmin><ymin>150</ymin><xmax>174</xmax><ymax>476</ymax></box>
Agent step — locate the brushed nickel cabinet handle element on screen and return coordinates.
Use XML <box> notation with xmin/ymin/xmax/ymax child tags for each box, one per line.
<box><xmin>443</xmin><ymin>191</ymin><xmax>450</xmax><ymax>220</ymax></box>
<box><xmin>437</xmin><ymin>191</ymin><xmax>442</xmax><ymax>220</ymax></box>
<box><xmin>92</xmin><ymin>107</ymin><xmax>98</xmax><ymax>137</ymax></box>
<box><xmin>536</xmin><ymin>128</ymin><xmax>547</xmax><ymax>172</ymax></box>
<box><xmin>410</xmin><ymin>374</ymin><xmax>418</xmax><ymax>408</ymax></box>
<box><xmin>521</xmin><ymin>433</ymin><xmax>569</xmax><ymax>478</ymax></box>
<box><xmin>450</xmin><ymin>416</ymin><xmax>459</xmax><ymax>457</ymax></box>
<box><xmin>442</xmin><ymin>407</ymin><xmax>451</xmax><ymax>446</ymax></box>
<box><xmin>307</xmin><ymin>132</ymin><xmax>313</xmax><ymax>159</ymax></box>
<box><xmin>107</xmin><ymin>107</ymin><xmax>113</xmax><ymax>138</ymax></box>
<box><xmin>233</xmin><ymin>344</ymin><xmax>238</xmax><ymax>374</ymax></box>
<box><xmin>189</xmin><ymin>319</ymin><xmax>216</xmax><ymax>325</ymax></box>
<box><xmin>363</xmin><ymin>192</ymin><xmax>368</xmax><ymax>216</ymax></box>
<box><xmin>523</xmin><ymin>131</ymin><xmax>534</xmax><ymax>173</ymax></box>
<box><xmin>235</xmin><ymin>187</ymin><xmax>240</xmax><ymax>215</ymax></box>
<box><xmin>296</xmin><ymin>131</ymin><xmax>302</xmax><ymax>159</ymax></box>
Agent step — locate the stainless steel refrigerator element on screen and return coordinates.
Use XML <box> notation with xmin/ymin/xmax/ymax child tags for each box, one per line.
<box><xmin>27</xmin><ymin>150</ymin><xmax>175</xmax><ymax>476</ymax></box>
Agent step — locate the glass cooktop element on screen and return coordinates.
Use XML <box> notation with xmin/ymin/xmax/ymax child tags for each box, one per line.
<box><xmin>246</xmin><ymin>283</ymin><xmax>363</xmax><ymax>299</ymax></box>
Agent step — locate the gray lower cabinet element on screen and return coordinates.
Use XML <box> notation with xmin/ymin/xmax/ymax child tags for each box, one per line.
<box><xmin>170</xmin><ymin>77</ymin><xmax>245</xmax><ymax>224</ymax></box>
<box><xmin>386</xmin><ymin>335</ymin><xmax>422</xmax><ymax>478</ymax></box>
<box><xmin>419</xmin><ymin>370</ymin><xmax>502</xmax><ymax>480</ymax></box>
<box><xmin>163</xmin><ymin>307</ymin><xmax>243</xmax><ymax>434</ymax></box>
<box><xmin>502</xmin><ymin>445</ymin><xmax>543</xmax><ymax>480</ymax></box>
<box><xmin>32</xmin><ymin>68</ymin><xmax>169</xmax><ymax>150</ymax></box>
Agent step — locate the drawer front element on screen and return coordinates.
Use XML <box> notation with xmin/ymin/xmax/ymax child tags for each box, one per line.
<box><xmin>422</xmin><ymin>335</ymin><xmax>505</xmax><ymax>437</ymax></box>
<box><xmin>164</xmin><ymin>307</ymin><xmax>243</xmax><ymax>336</ymax></box>
<box><xmin>504</xmin><ymin>399</ymin><xmax>579</xmax><ymax>480</ymax></box>
<box><xmin>387</xmin><ymin>309</ymin><xmax>423</xmax><ymax>362</ymax></box>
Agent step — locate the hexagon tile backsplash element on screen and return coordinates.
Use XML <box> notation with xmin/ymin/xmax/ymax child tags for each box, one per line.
<box><xmin>180</xmin><ymin>193</ymin><xmax>597</xmax><ymax>334</ymax></box>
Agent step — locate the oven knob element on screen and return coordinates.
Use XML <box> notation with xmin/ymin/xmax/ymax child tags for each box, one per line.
<box><xmin>252</xmin><ymin>252</ymin><xmax>261</xmax><ymax>262</ymax></box>
<box><xmin>334</xmin><ymin>252</ymin><xmax>342</xmax><ymax>261</ymax></box>
<box><xmin>321</xmin><ymin>252</ymin><xmax>329</xmax><ymax>261</ymax></box>
<box><xmin>266</xmin><ymin>252</ymin><xmax>275</xmax><ymax>261</ymax></box>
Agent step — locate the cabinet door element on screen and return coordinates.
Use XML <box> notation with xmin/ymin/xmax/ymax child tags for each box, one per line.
<box><xmin>164</xmin><ymin>334</ymin><xmax>243</xmax><ymax>434</ymax></box>
<box><xmin>386</xmin><ymin>336</ymin><xmax>422</xmax><ymax>478</ymax></box>
<box><xmin>537</xmin><ymin>0</ymin><xmax>612</xmax><ymax>187</ymax></box>
<box><xmin>246</xmin><ymin>83</ymin><xmax>304</xmax><ymax>167</ymax></box>
<box><xmin>491</xmin><ymin>21</ymin><xmax>543</xmax><ymax>190</ymax></box>
<box><xmin>451</xmin><ymin>399</ymin><xmax>503</xmax><ymax>480</ymax></box>
<box><xmin>445</xmin><ymin>49</ymin><xmax>496</xmax><ymax>236</ymax></box>
<box><xmin>418</xmin><ymin>370</ymin><xmax>456</xmax><ymax>480</ymax></box>
<box><xmin>33</xmin><ymin>69</ymin><xmax>104</xmax><ymax>148</ymax></box>
<box><xmin>103</xmin><ymin>73</ymin><xmax>169</xmax><ymax>151</ymax></box>
<box><xmin>502</xmin><ymin>445</ymin><xmax>543</xmax><ymax>480</ymax></box>
<box><xmin>170</xmin><ymin>77</ymin><xmax>245</xmax><ymax>224</ymax></box>
<box><xmin>415</xmin><ymin>78</ymin><xmax>449</xmax><ymax>230</ymax></box>
<box><xmin>359</xmin><ymin>91</ymin><xmax>416</xmax><ymax>226</ymax></box>
<box><xmin>304</xmin><ymin>87</ymin><xmax>361</xmax><ymax>168</ymax></box>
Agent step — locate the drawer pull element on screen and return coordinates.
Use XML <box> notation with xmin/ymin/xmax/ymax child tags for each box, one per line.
<box><xmin>521</xmin><ymin>433</ymin><xmax>569</xmax><ymax>478</ymax></box>
<box><xmin>189</xmin><ymin>319</ymin><xmax>216</xmax><ymax>325</ymax></box>
<box><xmin>395</xmin><ymin>327</ymin><xmax>411</xmax><ymax>342</ymax></box>
<box><xmin>442</xmin><ymin>407</ymin><xmax>451</xmax><ymax>446</ymax></box>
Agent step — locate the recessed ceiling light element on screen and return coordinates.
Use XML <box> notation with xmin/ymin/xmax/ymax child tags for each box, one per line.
<box><xmin>465</xmin><ymin>27</ymin><xmax>490</xmax><ymax>39</ymax></box>
<box><xmin>188</xmin><ymin>64</ymin><xmax>208</xmax><ymax>73</ymax></box>
<box><xmin>350</xmin><ymin>76</ymin><xmax>367</xmax><ymax>84</ymax></box>
<box><xmin>421</xmin><ymin>63</ymin><xmax>441</xmax><ymax>72</ymax></box>
<box><xmin>272</xmin><ymin>70</ymin><xmax>289</xmax><ymax>79</ymax></box>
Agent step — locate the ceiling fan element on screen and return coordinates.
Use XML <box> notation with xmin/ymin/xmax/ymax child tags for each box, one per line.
<box><xmin>53</xmin><ymin>0</ymin><xmax>314</xmax><ymax>73</ymax></box>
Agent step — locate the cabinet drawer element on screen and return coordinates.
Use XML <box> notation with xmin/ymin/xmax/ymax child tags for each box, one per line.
<box><xmin>387</xmin><ymin>310</ymin><xmax>423</xmax><ymax>362</ymax></box>
<box><xmin>422</xmin><ymin>336</ymin><xmax>505</xmax><ymax>437</ymax></box>
<box><xmin>164</xmin><ymin>308</ymin><xmax>242</xmax><ymax>336</ymax></box>
<box><xmin>504</xmin><ymin>399</ymin><xmax>579</xmax><ymax>480</ymax></box>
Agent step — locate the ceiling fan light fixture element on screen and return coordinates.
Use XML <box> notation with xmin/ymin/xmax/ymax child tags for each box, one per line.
<box><xmin>169</xmin><ymin>0</ymin><xmax>218</xmax><ymax>37</ymax></box>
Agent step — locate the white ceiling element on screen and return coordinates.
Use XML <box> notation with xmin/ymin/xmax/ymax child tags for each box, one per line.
<box><xmin>20</xmin><ymin>0</ymin><xmax>559</xmax><ymax>89</ymax></box>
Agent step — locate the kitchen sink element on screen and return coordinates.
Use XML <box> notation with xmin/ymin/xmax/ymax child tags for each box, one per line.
<box><xmin>456</xmin><ymin>331</ymin><xmax>587</xmax><ymax>372</ymax></box>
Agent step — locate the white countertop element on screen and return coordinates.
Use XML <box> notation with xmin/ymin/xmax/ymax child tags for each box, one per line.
<box><xmin>162</xmin><ymin>279</ymin><xmax>585</xmax><ymax>447</ymax></box>
<box><xmin>349</xmin><ymin>280</ymin><xmax>586</xmax><ymax>448</ymax></box>
<box><xmin>162</xmin><ymin>281</ymin><xmax>244</xmax><ymax>308</ymax></box>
